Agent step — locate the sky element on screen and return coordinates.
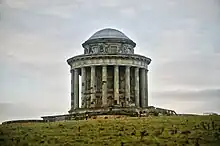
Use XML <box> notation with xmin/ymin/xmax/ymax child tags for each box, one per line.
<box><xmin>0</xmin><ymin>0</ymin><xmax>220</xmax><ymax>122</ymax></box>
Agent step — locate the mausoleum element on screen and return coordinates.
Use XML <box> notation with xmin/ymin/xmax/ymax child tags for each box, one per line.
<box><xmin>67</xmin><ymin>28</ymin><xmax>151</xmax><ymax>112</ymax></box>
<box><xmin>2</xmin><ymin>28</ymin><xmax>177</xmax><ymax>124</ymax></box>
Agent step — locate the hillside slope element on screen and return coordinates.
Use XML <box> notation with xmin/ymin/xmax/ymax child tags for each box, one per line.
<box><xmin>1</xmin><ymin>116</ymin><xmax>220</xmax><ymax>146</ymax></box>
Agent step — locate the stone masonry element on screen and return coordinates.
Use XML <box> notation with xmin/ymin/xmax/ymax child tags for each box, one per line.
<box><xmin>67</xmin><ymin>28</ymin><xmax>151</xmax><ymax>112</ymax></box>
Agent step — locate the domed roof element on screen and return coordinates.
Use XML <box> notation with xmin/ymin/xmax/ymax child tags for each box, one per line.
<box><xmin>88</xmin><ymin>28</ymin><xmax>130</xmax><ymax>40</ymax></box>
<box><xmin>82</xmin><ymin>28</ymin><xmax>136</xmax><ymax>48</ymax></box>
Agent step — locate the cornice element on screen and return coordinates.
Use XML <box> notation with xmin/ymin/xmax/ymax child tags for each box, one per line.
<box><xmin>67</xmin><ymin>54</ymin><xmax>151</xmax><ymax>65</ymax></box>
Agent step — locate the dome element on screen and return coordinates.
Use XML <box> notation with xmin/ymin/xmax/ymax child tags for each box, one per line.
<box><xmin>82</xmin><ymin>28</ymin><xmax>136</xmax><ymax>52</ymax></box>
<box><xmin>88</xmin><ymin>28</ymin><xmax>130</xmax><ymax>40</ymax></box>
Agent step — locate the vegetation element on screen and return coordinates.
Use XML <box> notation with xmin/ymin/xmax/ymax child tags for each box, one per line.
<box><xmin>1</xmin><ymin>115</ymin><xmax>220</xmax><ymax>146</ymax></box>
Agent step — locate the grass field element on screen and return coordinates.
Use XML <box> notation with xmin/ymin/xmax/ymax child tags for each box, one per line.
<box><xmin>0</xmin><ymin>116</ymin><xmax>220</xmax><ymax>146</ymax></box>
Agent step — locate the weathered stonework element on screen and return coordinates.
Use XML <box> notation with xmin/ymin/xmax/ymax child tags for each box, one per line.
<box><xmin>3</xmin><ymin>28</ymin><xmax>179</xmax><ymax>124</ymax></box>
<box><xmin>67</xmin><ymin>28</ymin><xmax>151</xmax><ymax>112</ymax></box>
<box><xmin>67</xmin><ymin>54</ymin><xmax>150</xmax><ymax>69</ymax></box>
<box><xmin>83</xmin><ymin>42</ymin><xmax>135</xmax><ymax>55</ymax></box>
<box><xmin>41</xmin><ymin>106</ymin><xmax>177</xmax><ymax>122</ymax></box>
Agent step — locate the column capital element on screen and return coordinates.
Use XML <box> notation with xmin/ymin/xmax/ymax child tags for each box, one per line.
<box><xmin>135</xmin><ymin>67</ymin><xmax>139</xmax><ymax>71</ymax></box>
<box><xmin>125</xmin><ymin>65</ymin><xmax>131</xmax><ymax>68</ymax></box>
<box><xmin>71</xmin><ymin>68</ymin><xmax>80</xmax><ymax>73</ymax></box>
<box><xmin>91</xmin><ymin>66</ymin><xmax>96</xmax><ymax>69</ymax></box>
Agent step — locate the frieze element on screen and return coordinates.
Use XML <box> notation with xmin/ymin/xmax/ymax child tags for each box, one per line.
<box><xmin>84</xmin><ymin>42</ymin><xmax>134</xmax><ymax>55</ymax></box>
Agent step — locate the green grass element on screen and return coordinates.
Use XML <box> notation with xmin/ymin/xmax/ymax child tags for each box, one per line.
<box><xmin>1</xmin><ymin>116</ymin><xmax>220</xmax><ymax>146</ymax></box>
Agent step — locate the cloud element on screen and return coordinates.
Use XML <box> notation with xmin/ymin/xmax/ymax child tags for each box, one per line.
<box><xmin>119</xmin><ymin>7</ymin><xmax>136</xmax><ymax>19</ymax></box>
<box><xmin>149</xmin><ymin>52</ymin><xmax>220</xmax><ymax>91</ymax></box>
<box><xmin>150</xmin><ymin>88</ymin><xmax>220</xmax><ymax>114</ymax></box>
<box><xmin>0</xmin><ymin>102</ymin><xmax>67</xmax><ymax>123</ymax></box>
<box><xmin>152</xmin><ymin>88</ymin><xmax>220</xmax><ymax>100</ymax></box>
<box><xmin>98</xmin><ymin>0</ymin><xmax>120</xmax><ymax>8</ymax></box>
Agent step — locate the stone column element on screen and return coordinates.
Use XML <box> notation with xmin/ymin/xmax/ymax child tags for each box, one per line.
<box><xmin>134</xmin><ymin>67</ymin><xmax>140</xmax><ymax>107</ymax></box>
<box><xmin>74</xmin><ymin>68</ymin><xmax>79</xmax><ymax>109</ymax></box>
<box><xmin>125</xmin><ymin>66</ymin><xmax>130</xmax><ymax>106</ymax></box>
<box><xmin>114</xmin><ymin>65</ymin><xmax>119</xmax><ymax>104</ymax></box>
<box><xmin>71</xmin><ymin>69</ymin><xmax>74</xmax><ymax>109</ymax></box>
<box><xmin>102</xmin><ymin>66</ymin><xmax>108</xmax><ymax>107</ymax></box>
<box><xmin>140</xmin><ymin>68</ymin><xmax>146</xmax><ymax>108</ymax></box>
<box><xmin>90</xmin><ymin>66</ymin><xmax>96</xmax><ymax>107</ymax></box>
<box><xmin>81</xmin><ymin>67</ymin><xmax>86</xmax><ymax>108</ymax></box>
<box><xmin>145</xmin><ymin>69</ymin><xmax>148</xmax><ymax>107</ymax></box>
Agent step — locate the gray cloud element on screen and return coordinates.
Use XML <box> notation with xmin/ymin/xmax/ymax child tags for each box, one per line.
<box><xmin>151</xmin><ymin>88</ymin><xmax>220</xmax><ymax>100</ymax></box>
<box><xmin>0</xmin><ymin>102</ymin><xmax>67</xmax><ymax>123</ymax></box>
<box><xmin>149</xmin><ymin>88</ymin><xmax>220</xmax><ymax>114</ymax></box>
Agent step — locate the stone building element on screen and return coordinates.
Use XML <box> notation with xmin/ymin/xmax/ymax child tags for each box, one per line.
<box><xmin>3</xmin><ymin>28</ymin><xmax>178</xmax><ymax>123</ymax></box>
<box><xmin>67</xmin><ymin>28</ymin><xmax>151</xmax><ymax>112</ymax></box>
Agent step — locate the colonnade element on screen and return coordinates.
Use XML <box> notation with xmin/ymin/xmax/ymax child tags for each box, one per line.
<box><xmin>70</xmin><ymin>65</ymin><xmax>148</xmax><ymax>109</ymax></box>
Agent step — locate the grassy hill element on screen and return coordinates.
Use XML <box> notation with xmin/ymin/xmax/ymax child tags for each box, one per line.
<box><xmin>0</xmin><ymin>116</ymin><xmax>220</xmax><ymax>146</ymax></box>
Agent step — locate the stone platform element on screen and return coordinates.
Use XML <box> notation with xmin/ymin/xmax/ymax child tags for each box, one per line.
<box><xmin>41</xmin><ymin>106</ymin><xmax>177</xmax><ymax>122</ymax></box>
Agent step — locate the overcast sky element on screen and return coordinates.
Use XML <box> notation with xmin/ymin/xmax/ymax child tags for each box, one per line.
<box><xmin>0</xmin><ymin>0</ymin><xmax>220</xmax><ymax>122</ymax></box>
